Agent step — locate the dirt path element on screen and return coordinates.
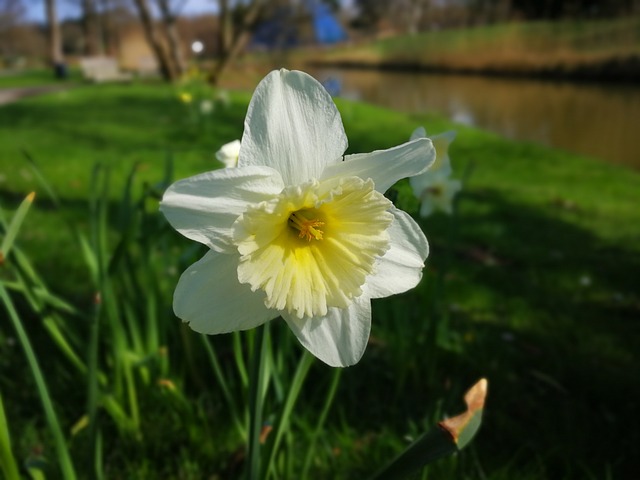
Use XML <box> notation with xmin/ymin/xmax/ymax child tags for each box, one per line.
<box><xmin>0</xmin><ymin>84</ymin><xmax>76</xmax><ymax>106</ymax></box>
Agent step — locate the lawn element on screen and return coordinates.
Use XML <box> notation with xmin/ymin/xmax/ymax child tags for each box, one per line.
<box><xmin>0</xmin><ymin>68</ymin><xmax>82</xmax><ymax>89</ymax></box>
<box><xmin>1</xmin><ymin>75</ymin><xmax>639</xmax><ymax>479</ymax></box>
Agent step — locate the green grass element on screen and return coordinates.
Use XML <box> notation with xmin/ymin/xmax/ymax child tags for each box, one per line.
<box><xmin>1</xmin><ymin>78</ymin><xmax>639</xmax><ymax>478</ymax></box>
<box><xmin>0</xmin><ymin>68</ymin><xmax>82</xmax><ymax>88</ymax></box>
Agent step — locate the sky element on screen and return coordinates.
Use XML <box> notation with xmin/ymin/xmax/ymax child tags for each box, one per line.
<box><xmin>24</xmin><ymin>0</ymin><xmax>218</xmax><ymax>23</ymax></box>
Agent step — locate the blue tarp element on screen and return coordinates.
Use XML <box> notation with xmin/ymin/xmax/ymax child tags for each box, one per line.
<box><xmin>252</xmin><ymin>0</ymin><xmax>347</xmax><ymax>48</ymax></box>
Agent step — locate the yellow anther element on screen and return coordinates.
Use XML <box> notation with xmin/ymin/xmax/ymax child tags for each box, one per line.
<box><xmin>289</xmin><ymin>211</ymin><xmax>324</xmax><ymax>241</ymax></box>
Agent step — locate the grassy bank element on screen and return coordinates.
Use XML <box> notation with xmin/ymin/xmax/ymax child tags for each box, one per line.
<box><xmin>1</xmin><ymin>79</ymin><xmax>639</xmax><ymax>478</ymax></box>
<box><xmin>305</xmin><ymin>17</ymin><xmax>640</xmax><ymax>81</ymax></box>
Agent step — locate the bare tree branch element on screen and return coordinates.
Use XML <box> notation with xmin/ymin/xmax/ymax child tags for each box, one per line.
<box><xmin>132</xmin><ymin>0</ymin><xmax>179</xmax><ymax>80</ymax></box>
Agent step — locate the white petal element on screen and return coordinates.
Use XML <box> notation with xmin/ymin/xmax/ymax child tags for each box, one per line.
<box><xmin>239</xmin><ymin>69</ymin><xmax>348</xmax><ymax>186</ymax></box>
<box><xmin>430</xmin><ymin>130</ymin><xmax>456</xmax><ymax>177</ymax></box>
<box><xmin>321</xmin><ymin>137</ymin><xmax>435</xmax><ymax>193</ymax></box>
<box><xmin>408</xmin><ymin>130</ymin><xmax>455</xmax><ymax>194</ymax></box>
<box><xmin>410</xmin><ymin>126</ymin><xmax>427</xmax><ymax>141</ymax></box>
<box><xmin>282</xmin><ymin>296</ymin><xmax>371</xmax><ymax>367</ymax></box>
<box><xmin>215</xmin><ymin>139</ymin><xmax>241</xmax><ymax>168</ymax></box>
<box><xmin>160</xmin><ymin>166</ymin><xmax>284</xmax><ymax>252</ymax></box>
<box><xmin>365</xmin><ymin>207</ymin><xmax>429</xmax><ymax>299</ymax></box>
<box><xmin>419</xmin><ymin>197</ymin><xmax>436</xmax><ymax>217</ymax></box>
<box><xmin>410</xmin><ymin>167</ymin><xmax>451</xmax><ymax>197</ymax></box>
<box><xmin>174</xmin><ymin>250</ymin><xmax>278</xmax><ymax>333</ymax></box>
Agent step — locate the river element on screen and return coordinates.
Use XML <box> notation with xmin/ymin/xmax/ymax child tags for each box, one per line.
<box><xmin>309</xmin><ymin>68</ymin><xmax>640</xmax><ymax>170</ymax></box>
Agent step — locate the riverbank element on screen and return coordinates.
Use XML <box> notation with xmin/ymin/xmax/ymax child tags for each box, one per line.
<box><xmin>302</xmin><ymin>18</ymin><xmax>640</xmax><ymax>82</ymax></box>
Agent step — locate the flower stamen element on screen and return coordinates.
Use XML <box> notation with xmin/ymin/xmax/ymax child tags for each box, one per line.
<box><xmin>289</xmin><ymin>211</ymin><xmax>324</xmax><ymax>241</ymax></box>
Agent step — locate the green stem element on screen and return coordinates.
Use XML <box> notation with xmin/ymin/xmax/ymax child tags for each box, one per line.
<box><xmin>265</xmin><ymin>350</ymin><xmax>314</xmax><ymax>477</ymax></box>
<box><xmin>246</xmin><ymin>324</ymin><xmax>270</xmax><ymax>480</ymax></box>
<box><xmin>201</xmin><ymin>335</ymin><xmax>245</xmax><ymax>439</ymax></box>
<box><xmin>86</xmin><ymin>294</ymin><xmax>101</xmax><ymax>479</ymax></box>
<box><xmin>301</xmin><ymin>367</ymin><xmax>342</xmax><ymax>479</ymax></box>
<box><xmin>0</xmin><ymin>393</ymin><xmax>21</xmax><ymax>480</ymax></box>
<box><xmin>0</xmin><ymin>285</ymin><xmax>77</xmax><ymax>480</ymax></box>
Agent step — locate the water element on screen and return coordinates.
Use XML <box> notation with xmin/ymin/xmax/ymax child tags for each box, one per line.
<box><xmin>310</xmin><ymin>68</ymin><xmax>640</xmax><ymax>169</ymax></box>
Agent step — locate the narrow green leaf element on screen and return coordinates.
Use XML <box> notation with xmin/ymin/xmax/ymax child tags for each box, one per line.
<box><xmin>0</xmin><ymin>285</ymin><xmax>77</xmax><ymax>480</ymax></box>
<box><xmin>265</xmin><ymin>351</ymin><xmax>314</xmax><ymax>478</ymax></box>
<box><xmin>22</xmin><ymin>150</ymin><xmax>60</xmax><ymax>207</ymax></box>
<box><xmin>301</xmin><ymin>367</ymin><xmax>342</xmax><ymax>479</ymax></box>
<box><xmin>201</xmin><ymin>335</ymin><xmax>246</xmax><ymax>440</ymax></box>
<box><xmin>245</xmin><ymin>325</ymin><xmax>271</xmax><ymax>480</ymax></box>
<box><xmin>0</xmin><ymin>393</ymin><xmax>21</xmax><ymax>480</ymax></box>
<box><xmin>0</xmin><ymin>192</ymin><xmax>35</xmax><ymax>264</ymax></box>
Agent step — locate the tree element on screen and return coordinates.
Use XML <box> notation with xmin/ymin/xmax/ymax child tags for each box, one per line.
<box><xmin>130</xmin><ymin>0</ymin><xmax>266</xmax><ymax>84</ymax></box>
<box><xmin>209</xmin><ymin>0</ymin><xmax>265</xmax><ymax>84</ymax></box>
<box><xmin>131</xmin><ymin>0</ymin><xmax>179</xmax><ymax>80</ymax></box>
<box><xmin>155</xmin><ymin>0</ymin><xmax>186</xmax><ymax>78</ymax></box>
<box><xmin>82</xmin><ymin>0</ymin><xmax>103</xmax><ymax>55</ymax></box>
<box><xmin>45</xmin><ymin>0</ymin><xmax>65</xmax><ymax>77</ymax></box>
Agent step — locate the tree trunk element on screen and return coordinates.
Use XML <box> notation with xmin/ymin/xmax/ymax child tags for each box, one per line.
<box><xmin>82</xmin><ymin>0</ymin><xmax>102</xmax><ymax>55</ymax></box>
<box><xmin>210</xmin><ymin>0</ymin><xmax>263</xmax><ymax>86</ymax></box>
<box><xmin>156</xmin><ymin>0</ymin><xmax>186</xmax><ymax>78</ymax></box>
<box><xmin>132</xmin><ymin>0</ymin><xmax>178</xmax><ymax>81</ymax></box>
<box><xmin>45</xmin><ymin>0</ymin><xmax>65</xmax><ymax>78</ymax></box>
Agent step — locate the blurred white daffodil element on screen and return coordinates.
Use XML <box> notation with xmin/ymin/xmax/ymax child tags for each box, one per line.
<box><xmin>409</xmin><ymin>127</ymin><xmax>456</xmax><ymax>178</ymax></box>
<box><xmin>200</xmin><ymin>99</ymin><xmax>214</xmax><ymax>115</ymax></box>
<box><xmin>409</xmin><ymin>126</ymin><xmax>460</xmax><ymax>217</ymax></box>
<box><xmin>160</xmin><ymin>69</ymin><xmax>434</xmax><ymax>367</ymax></box>
<box><xmin>414</xmin><ymin>175</ymin><xmax>462</xmax><ymax>217</ymax></box>
<box><xmin>215</xmin><ymin>139</ymin><xmax>241</xmax><ymax>168</ymax></box>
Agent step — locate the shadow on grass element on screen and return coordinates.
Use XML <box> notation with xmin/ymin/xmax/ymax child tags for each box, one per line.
<box><xmin>334</xmin><ymin>187</ymin><xmax>639</xmax><ymax>479</ymax></box>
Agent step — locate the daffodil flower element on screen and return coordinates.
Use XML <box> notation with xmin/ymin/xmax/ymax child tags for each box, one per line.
<box><xmin>409</xmin><ymin>126</ymin><xmax>460</xmax><ymax>217</ymax></box>
<box><xmin>160</xmin><ymin>69</ymin><xmax>435</xmax><ymax>367</ymax></box>
<box><xmin>200</xmin><ymin>99</ymin><xmax>214</xmax><ymax>115</ymax></box>
<box><xmin>410</xmin><ymin>126</ymin><xmax>456</xmax><ymax>179</ymax></box>
<box><xmin>215</xmin><ymin>139</ymin><xmax>241</xmax><ymax>168</ymax></box>
<box><xmin>414</xmin><ymin>175</ymin><xmax>462</xmax><ymax>217</ymax></box>
<box><xmin>179</xmin><ymin>92</ymin><xmax>193</xmax><ymax>104</ymax></box>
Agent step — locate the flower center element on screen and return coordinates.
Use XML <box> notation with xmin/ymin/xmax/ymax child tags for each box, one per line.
<box><xmin>288</xmin><ymin>210</ymin><xmax>324</xmax><ymax>241</ymax></box>
<box><xmin>233</xmin><ymin>177</ymin><xmax>393</xmax><ymax>318</ymax></box>
<box><xmin>425</xmin><ymin>185</ymin><xmax>443</xmax><ymax>198</ymax></box>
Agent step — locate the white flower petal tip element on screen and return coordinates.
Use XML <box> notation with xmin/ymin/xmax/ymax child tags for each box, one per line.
<box><xmin>410</xmin><ymin>126</ymin><xmax>427</xmax><ymax>141</ymax></box>
<box><xmin>365</xmin><ymin>208</ymin><xmax>429</xmax><ymax>298</ymax></box>
<box><xmin>324</xmin><ymin>137</ymin><xmax>435</xmax><ymax>194</ymax></box>
<box><xmin>239</xmin><ymin>68</ymin><xmax>348</xmax><ymax>186</ymax></box>
<box><xmin>160</xmin><ymin>166</ymin><xmax>285</xmax><ymax>252</ymax></box>
<box><xmin>215</xmin><ymin>139</ymin><xmax>241</xmax><ymax>168</ymax></box>
<box><xmin>409</xmin><ymin>126</ymin><xmax>456</xmax><ymax>179</ymax></box>
<box><xmin>173</xmin><ymin>250</ymin><xmax>277</xmax><ymax>334</ymax></box>
<box><xmin>161</xmin><ymin>68</ymin><xmax>431</xmax><ymax>367</ymax></box>
<box><xmin>283</xmin><ymin>296</ymin><xmax>371</xmax><ymax>367</ymax></box>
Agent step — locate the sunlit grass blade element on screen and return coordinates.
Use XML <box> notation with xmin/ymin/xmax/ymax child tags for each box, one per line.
<box><xmin>370</xmin><ymin>378</ymin><xmax>488</xmax><ymax>480</ymax></box>
<box><xmin>0</xmin><ymin>192</ymin><xmax>35</xmax><ymax>265</ymax></box>
<box><xmin>0</xmin><ymin>393</ymin><xmax>21</xmax><ymax>480</ymax></box>
<box><xmin>0</xmin><ymin>284</ymin><xmax>77</xmax><ymax>480</ymax></box>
